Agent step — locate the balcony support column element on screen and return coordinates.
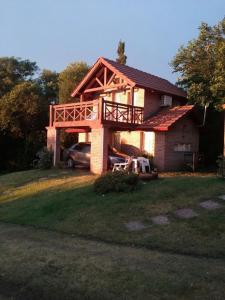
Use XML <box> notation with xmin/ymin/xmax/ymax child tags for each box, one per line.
<box><xmin>90</xmin><ymin>127</ymin><xmax>110</xmax><ymax>174</ymax></box>
<box><xmin>46</xmin><ymin>126</ymin><xmax>61</xmax><ymax>166</ymax></box>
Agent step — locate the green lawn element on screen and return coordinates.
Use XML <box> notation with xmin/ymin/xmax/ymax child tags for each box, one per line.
<box><xmin>0</xmin><ymin>169</ymin><xmax>225</xmax><ymax>257</ymax></box>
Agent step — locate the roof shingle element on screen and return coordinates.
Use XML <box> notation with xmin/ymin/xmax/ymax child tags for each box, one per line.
<box><xmin>103</xmin><ymin>58</ymin><xmax>186</xmax><ymax>98</ymax></box>
<box><xmin>138</xmin><ymin>105</ymin><xmax>194</xmax><ymax>131</ymax></box>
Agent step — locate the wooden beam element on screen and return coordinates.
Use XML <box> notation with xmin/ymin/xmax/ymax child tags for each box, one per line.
<box><xmin>85</xmin><ymin>68</ymin><xmax>104</xmax><ymax>90</ymax></box>
<box><xmin>80</xmin><ymin>94</ymin><xmax>84</xmax><ymax>102</ymax></box>
<box><xmin>83</xmin><ymin>83</ymin><xmax>127</xmax><ymax>94</ymax></box>
<box><xmin>130</xmin><ymin>87</ymin><xmax>134</xmax><ymax>106</ymax></box>
<box><xmin>95</xmin><ymin>77</ymin><xmax>103</xmax><ymax>87</ymax></box>
<box><xmin>107</xmin><ymin>72</ymin><xmax>116</xmax><ymax>86</ymax></box>
<box><xmin>104</xmin><ymin>67</ymin><xmax>107</xmax><ymax>85</ymax></box>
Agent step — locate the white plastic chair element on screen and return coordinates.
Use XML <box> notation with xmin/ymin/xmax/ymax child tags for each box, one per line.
<box><xmin>112</xmin><ymin>156</ymin><xmax>133</xmax><ymax>172</ymax></box>
<box><xmin>137</xmin><ymin>157</ymin><xmax>150</xmax><ymax>173</ymax></box>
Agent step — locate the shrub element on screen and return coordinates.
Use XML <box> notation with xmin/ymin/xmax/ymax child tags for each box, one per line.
<box><xmin>217</xmin><ymin>155</ymin><xmax>225</xmax><ymax>178</ymax></box>
<box><xmin>33</xmin><ymin>147</ymin><xmax>53</xmax><ymax>170</ymax></box>
<box><xmin>94</xmin><ymin>171</ymin><xmax>140</xmax><ymax>194</ymax></box>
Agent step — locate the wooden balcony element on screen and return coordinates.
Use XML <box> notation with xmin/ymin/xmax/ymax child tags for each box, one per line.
<box><xmin>49</xmin><ymin>98</ymin><xmax>144</xmax><ymax>129</ymax></box>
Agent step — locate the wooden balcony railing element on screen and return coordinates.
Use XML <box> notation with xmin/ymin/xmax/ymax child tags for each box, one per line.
<box><xmin>103</xmin><ymin>100</ymin><xmax>143</xmax><ymax>124</ymax></box>
<box><xmin>49</xmin><ymin>99</ymin><xmax>144</xmax><ymax>127</ymax></box>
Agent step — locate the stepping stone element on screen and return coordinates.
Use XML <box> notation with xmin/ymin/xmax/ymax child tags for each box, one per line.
<box><xmin>175</xmin><ymin>208</ymin><xmax>198</xmax><ymax>219</ymax></box>
<box><xmin>125</xmin><ymin>221</ymin><xmax>146</xmax><ymax>231</ymax></box>
<box><xmin>218</xmin><ymin>195</ymin><xmax>225</xmax><ymax>201</ymax></box>
<box><xmin>151</xmin><ymin>215</ymin><xmax>170</xmax><ymax>225</ymax></box>
<box><xmin>199</xmin><ymin>200</ymin><xmax>223</xmax><ymax>210</ymax></box>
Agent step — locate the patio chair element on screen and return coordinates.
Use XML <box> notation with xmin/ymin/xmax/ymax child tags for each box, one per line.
<box><xmin>112</xmin><ymin>156</ymin><xmax>133</xmax><ymax>172</ymax></box>
<box><xmin>137</xmin><ymin>157</ymin><xmax>150</xmax><ymax>173</ymax></box>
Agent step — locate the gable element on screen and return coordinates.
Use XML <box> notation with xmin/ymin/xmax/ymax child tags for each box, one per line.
<box><xmin>71</xmin><ymin>57</ymin><xmax>134</xmax><ymax>97</ymax></box>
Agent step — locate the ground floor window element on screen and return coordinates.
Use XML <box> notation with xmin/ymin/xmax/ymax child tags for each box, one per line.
<box><xmin>174</xmin><ymin>143</ymin><xmax>191</xmax><ymax>152</ymax></box>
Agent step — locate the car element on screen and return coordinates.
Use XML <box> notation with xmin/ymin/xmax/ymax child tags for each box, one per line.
<box><xmin>63</xmin><ymin>142</ymin><xmax>126</xmax><ymax>169</ymax></box>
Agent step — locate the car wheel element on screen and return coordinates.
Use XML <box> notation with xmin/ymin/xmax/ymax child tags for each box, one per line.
<box><xmin>67</xmin><ymin>158</ymin><xmax>74</xmax><ymax>168</ymax></box>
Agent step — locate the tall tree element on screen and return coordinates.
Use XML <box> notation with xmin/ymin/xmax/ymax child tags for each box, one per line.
<box><xmin>0</xmin><ymin>57</ymin><xmax>38</xmax><ymax>98</ymax></box>
<box><xmin>0</xmin><ymin>81</ymin><xmax>47</xmax><ymax>169</ymax></box>
<box><xmin>171</xmin><ymin>18</ymin><xmax>225</xmax><ymax>109</ymax></box>
<box><xmin>38</xmin><ymin>69</ymin><xmax>59</xmax><ymax>105</ymax></box>
<box><xmin>58</xmin><ymin>62</ymin><xmax>89</xmax><ymax>103</ymax></box>
<box><xmin>116</xmin><ymin>40</ymin><xmax>127</xmax><ymax>65</ymax></box>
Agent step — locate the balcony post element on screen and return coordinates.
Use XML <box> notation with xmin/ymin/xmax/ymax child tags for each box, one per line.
<box><xmin>49</xmin><ymin>105</ymin><xmax>53</xmax><ymax>127</ymax></box>
<box><xmin>99</xmin><ymin>98</ymin><xmax>104</xmax><ymax>123</ymax></box>
<box><xmin>131</xmin><ymin>87</ymin><xmax>134</xmax><ymax>123</ymax></box>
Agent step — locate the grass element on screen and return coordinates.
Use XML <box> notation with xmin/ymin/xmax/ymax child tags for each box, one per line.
<box><xmin>1</xmin><ymin>222</ymin><xmax>225</xmax><ymax>300</ymax></box>
<box><xmin>1</xmin><ymin>169</ymin><xmax>225</xmax><ymax>299</ymax></box>
<box><xmin>0</xmin><ymin>169</ymin><xmax>225</xmax><ymax>257</ymax></box>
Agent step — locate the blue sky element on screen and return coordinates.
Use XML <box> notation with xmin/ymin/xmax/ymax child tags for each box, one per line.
<box><xmin>0</xmin><ymin>0</ymin><xmax>224</xmax><ymax>82</ymax></box>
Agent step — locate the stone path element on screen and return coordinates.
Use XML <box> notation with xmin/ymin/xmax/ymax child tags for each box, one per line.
<box><xmin>199</xmin><ymin>200</ymin><xmax>223</xmax><ymax>210</ymax></box>
<box><xmin>151</xmin><ymin>215</ymin><xmax>170</xmax><ymax>225</ymax></box>
<box><xmin>175</xmin><ymin>208</ymin><xmax>198</xmax><ymax>219</ymax></box>
<box><xmin>125</xmin><ymin>221</ymin><xmax>146</xmax><ymax>231</ymax></box>
<box><xmin>125</xmin><ymin>195</ymin><xmax>225</xmax><ymax>231</ymax></box>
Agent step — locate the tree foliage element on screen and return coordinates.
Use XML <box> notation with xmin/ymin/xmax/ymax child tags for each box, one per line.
<box><xmin>59</xmin><ymin>62</ymin><xmax>89</xmax><ymax>103</ymax></box>
<box><xmin>0</xmin><ymin>56</ymin><xmax>90</xmax><ymax>170</ymax></box>
<box><xmin>0</xmin><ymin>82</ymin><xmax>43</xmax><ymax>137</ymax></box>
<box><xmin>116</xmin><ymin>40</ymin><xmax>127</xmax><ymax>65</ymax></box>
<box><xmin>38</xmin><ymin>69</ymin><xmax>59</xmax><ymax>104</ymax></box>
<box><xmin>0</xmin><ymin>57</ymin><xmax>38</xmax><ymax>98</ymax></box>
<box><xmin>171</xmin><ymin>18</ymin><xmax>225</xmax><ymax>109</ymax></box>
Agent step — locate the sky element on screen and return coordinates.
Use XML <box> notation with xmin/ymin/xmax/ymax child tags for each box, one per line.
<box><xmin>0</xmin><ymin>0</ymin><xmax>224</xmax><ymax>83</ymax></box>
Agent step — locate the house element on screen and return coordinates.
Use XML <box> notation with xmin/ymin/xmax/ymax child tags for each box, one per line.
<box><xmin>47</xmin><ymin>57</ymin><xmax>199</xmax><ymax>174</ymax></box>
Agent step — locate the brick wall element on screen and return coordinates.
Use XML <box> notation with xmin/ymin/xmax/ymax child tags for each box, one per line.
<box><xmin>153</xmin><ymin>132</ymin><xmax>166</xmax><ymax>170</ymax></box>
<box><xmin>164</xmin><ymin>117</ymin><xmax>199</xmax><ymax>170</ymax></box>
<box><xmin>144</xmin><ymin>90</ymin><xmax>161</xmax><ymax>118</ymax></box>
<box><xmin>90</xmin><ymin>127</ymin><xmax>111</xmax><ymax>174</ymax></box>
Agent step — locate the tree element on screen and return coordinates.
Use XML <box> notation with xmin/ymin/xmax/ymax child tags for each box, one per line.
<box><xmin>0</xmin><ymin>81</ymin><xmax>46</xmax><ymax>169</ymax></box>
<box><xmin>116</xmin><ymin>40</ymin><xmax>127</xmax><ymax>65</ymax></box>
<box><xmin>58</xmin><ymin>62</ymin><xmax>89</xmax><ymax>103</ymax></box>
<box><xmin>0</xmin><ymin>57</ymin><xmax>38</xmax><ymax>98</ymax></box>
<box><xmin>171</xmin><ymin>18</ymin><xmax>225</xmax><ymax>109</ymax></box>
<box><xmin>0</xmin><ymin>81</ymin><xmax>43</xmax><ymax>137</ymax></box>
<box><xmin>38</xmin><ymin>69</ymin><xmax>59</xmax><ymax>105</ymax></box>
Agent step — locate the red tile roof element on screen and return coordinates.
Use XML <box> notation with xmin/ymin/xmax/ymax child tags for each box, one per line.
<box><xmin>71</xmin><ymin>57</ymin><xmax>186</xmax><ymax>98</ymax></box>
<box><xmin>138</xmin><ymin>105</ymin><xmax>194</xmax><ymax>131</ymax></box>
<box><xmin>103</xmin><ymin>58</ymin><xmax>186</xmax><ymax>98</ymax></box>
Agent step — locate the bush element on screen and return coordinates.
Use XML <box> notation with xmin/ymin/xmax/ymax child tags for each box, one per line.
<box><xmin>33</xmin><ymin>147</ymin><xmax>53</xmax><ymax>170</ymax></box>
<box><xmin>94</xmin><ymin>171</ymin><xmax>140</xmax><ymax>194</ymax></box>
<box><xmin>217</xmin><ymin>155</ymin><xmax>225</xmax><ymax>178</ymax></box>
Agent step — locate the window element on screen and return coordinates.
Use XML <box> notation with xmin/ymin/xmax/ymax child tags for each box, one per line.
<box><xmin>174</xmin><ymin>144</ymin><xmax>191</xmax><ymax>152</ymax></box>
